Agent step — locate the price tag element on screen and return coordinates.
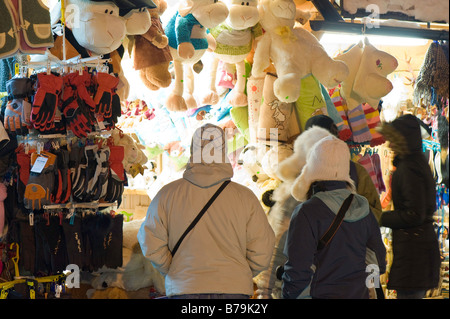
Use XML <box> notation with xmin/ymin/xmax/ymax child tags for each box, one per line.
<box><xmin>30</xmin><ymin>156</ymin><xmax>48</xmax><ymax>174</ymax></box>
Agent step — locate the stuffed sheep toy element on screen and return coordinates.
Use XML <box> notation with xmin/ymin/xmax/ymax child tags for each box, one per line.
<box><xmin>252</xmin><ymin>0</ymin><xmax>349</xmax><ymax>103</ymax></box>
<box><xmin>201</xmin><ymin>0</ymin><xmax>262</xmax><ymax>107</ymax></box>
<box><xmin>334</xmin><ymin>38</ymin><xmax>398</xmax><ymax>143</ymax></box>
<box><xmin>164</xmin><ymin>0</ymin><xmax>229</xmax><ymax>112</ymax></box>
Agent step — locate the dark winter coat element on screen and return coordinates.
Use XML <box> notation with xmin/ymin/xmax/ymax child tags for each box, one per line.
<box><xmin>378</xmin><ymin>114</ymin><xmax>441</xmax><ymax>291</ymax></box>
<box><xmin>282</xmin><ymin>181</ymin><xmax>386</xmax><ymax>299</ymax></box>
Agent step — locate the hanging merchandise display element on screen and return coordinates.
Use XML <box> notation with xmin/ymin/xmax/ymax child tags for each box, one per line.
<box><xmin>0</xmin><ymin>0</ymin><xmax>449</xmax><ymax>300</ymax></box>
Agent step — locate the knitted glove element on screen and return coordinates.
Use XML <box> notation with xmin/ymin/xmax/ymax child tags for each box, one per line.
<box><xmin>16</xmin><ymin>151</ymin><xmax>31</xmax><ymax>201</ymax></box>
<box><xmin>19</xmin><ymin>220</ymin><xmax>36</xmax><ymax>274</ymax></box>
<box><xmin>84</xmin><ymin>145</ymin><xmax>99</xmax><ymax>201</ymax></box>
<box><xmin>93</xmin><ymin>72</ymin><xmax>119</xmax><ymax>117</ymax></box>
<box><xmin>61</xmin><ymin>73</ymin><xmax>92</xmax><ymax>138</ymax></box>
<box><xmin>52</xmin><ymin>148</ymin><xmax>71</xmax><ymax>204</ymax></box>
<box><xmin>104</xmin><ymin>214</ymin><xmax>123</xmax><ymax>269</ymax></box>
<box><xmin>104</xmin><ymin>90</ymin><xmax>121</xmax><ymax>128</ymax></box>
<box><xmin>31</xmin><ymin>73</ymin><xmax>63</xmax><ymax>132</ymax></box>
<box><xmin>4</xmin><ymin>78</ymin><xmax>33</xmax><ymax>135</ymax></box>
<box><xmin>104</xmin><ymin>145</ymin><xmax>125</xmax><ymax>206</ymax></box>
<box><xmin>91</xmin><ymin>146</ymin><xmax>109</xmax><ymax>201</ymax></box>
<box><xmin>24</xmin><ymin>151</ymin><xmax>57</xmax><ymax>211</ymax></box>
<box><xmin>70</xmin><ymin>145</ymin><xmax>87</xmax><ymax>202</ymax></box>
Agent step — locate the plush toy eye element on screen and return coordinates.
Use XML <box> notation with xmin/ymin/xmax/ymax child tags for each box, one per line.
<box><xmin>241</xmin><ymin>1</ymin><xmax>244</xmax><ymax>4</ymax></box>
<box><xmin>246</xmin><ymin>2</ymin><xmax>249</xmax><ymax>5</ymax></box>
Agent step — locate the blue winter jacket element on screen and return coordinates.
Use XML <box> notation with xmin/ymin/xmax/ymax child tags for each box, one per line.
<box><xmin>282</xmin><ymin>181</ymin><xmax>386</xmax><ymax>299</ymax></box>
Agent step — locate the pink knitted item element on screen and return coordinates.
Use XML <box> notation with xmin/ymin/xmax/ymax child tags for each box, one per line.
<box><xmin>0</xmin><ymin>183</ymin><xmax>7</xmax><ymax>237</ymax></box>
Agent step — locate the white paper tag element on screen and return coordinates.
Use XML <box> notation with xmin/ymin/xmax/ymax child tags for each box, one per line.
<box><xmin>31</xmin><ymin>156</ymin><xmax>48</xmax><ymax>174</ymax></box>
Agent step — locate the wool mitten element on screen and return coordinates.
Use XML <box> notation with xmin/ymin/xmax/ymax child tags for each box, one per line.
<box><xmin>31</xmin><ymin>73</ymin><xmax>63</xmax><ymax>132</ymax></box>
<box><xmin>24</xmin><ymin>151</ymin><xmax>57</xmax><ymax>211</ymax></box>
<box><xmin>4</xmin><ymin>77</ymin><xmax>32</xmax><ymax>135</ymax></box>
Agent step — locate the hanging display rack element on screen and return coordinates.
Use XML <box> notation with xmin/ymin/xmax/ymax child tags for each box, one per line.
<box><xmin>308</xmin><ymin>0</ymin><xmax>449</xmax><ymax>41</ymax></box>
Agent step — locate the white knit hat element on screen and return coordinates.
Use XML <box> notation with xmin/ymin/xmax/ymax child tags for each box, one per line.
<box><xmin>291</xmin><ymin>135</ymin><xmax>355</xmax><ymax>201</ymax></box>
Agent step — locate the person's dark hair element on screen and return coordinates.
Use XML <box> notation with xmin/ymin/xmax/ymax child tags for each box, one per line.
<box><xmin>304</xmin><ymin>115</ymin><xmax>339</xmax><ymax>137</ymax></box>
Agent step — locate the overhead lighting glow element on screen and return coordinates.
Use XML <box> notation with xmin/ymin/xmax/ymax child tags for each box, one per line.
<box><xmin>319</xmin><ymin>33</ymin><xmax>429</xmax><ymax>46</ymax></box>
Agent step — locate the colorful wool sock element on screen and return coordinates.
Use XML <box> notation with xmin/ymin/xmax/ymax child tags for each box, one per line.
<box><xmin>358</xmin><ymin>154</ymin><xmax>380</xmax><ymax>192</ymax></box>
<box><xmin>362</xmin><ymin>103</ymin><xmax>385</xmax><ymax>146</ymax></box>
<box><xmin>328</xmin><ymin>86</ymin><xmax>352</xmax><ymax>141</ymax></box>
<box><xmin>321</xmin><ymin>84</ymin><xmax>346</xmax><ymax>138</ymax></box>
<box><xmin>371</xmin><ymin>153</ymin><xmax>386</xmax><ymax>193</ymax></box>
<box><xmin>347</xmin><ymin>103</ymin><xmax>373</xmax><ymax>143</ymax></box>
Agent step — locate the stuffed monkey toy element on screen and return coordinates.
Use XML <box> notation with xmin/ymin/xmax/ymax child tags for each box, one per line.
<box><xmin>164</xmin><ymin>0</ymin><xmax>229</xmax><ymax>112</ymax></box>
<box><xmin>132</xmin><ymin>0</ymin><xmax>173</xmax><ymax>91</ymax></box>
<box><xmin>201</xmin><ymin>0</ymin><xmax>262</xmax><ymax>107</ymax></box>
<box><xmin>49</xmin><ymin>0</ymin><xmax>155</xmax><ymax>101</ymax></box>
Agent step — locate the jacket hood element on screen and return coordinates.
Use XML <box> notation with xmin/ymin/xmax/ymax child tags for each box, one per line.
<box><xmin>313</xmin><ymin>188</ymin><xmax>370</xmax><ymax>222</ymax></box>
<box><xmin>377</xmin><ymin>114</ymin><xmax>423</xmax><ymax>157</ymax></box>
<box><xmin>183</xmin><ymin>124</ymin><xmax>233</xmax><ymax>188</ymax></box>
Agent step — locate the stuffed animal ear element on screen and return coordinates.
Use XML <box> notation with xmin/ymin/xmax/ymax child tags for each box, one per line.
<box><xmin>178</xmin><ymin>0</ymin><xmax>194</xmax><ymax>17</ymax></box>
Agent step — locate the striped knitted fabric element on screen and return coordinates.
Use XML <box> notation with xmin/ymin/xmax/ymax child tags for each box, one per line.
<box><xmin>358</xmin><ymin>154</ymin><xmax>380</xmax><ymax>192</ymax></box>
<box><xmin>371</xmin><ymin>153</ymin><xmax>386</xmax><ymax>193</ymax></box>
<box><xmin>328</xmin><ymin>86</ymin><xmax>352</xmax><ymax>141</ymax></box>
<box><xmin>362</xmin><ymin>103</ymin><xmax>385</xmax><ymax>146</ymax></box>
<box><xmin>347</xmin><ymin>103</ymin><xmax>372</xmax><ymax>143</ymax></box>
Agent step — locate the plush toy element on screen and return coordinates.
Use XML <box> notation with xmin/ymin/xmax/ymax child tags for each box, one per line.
<box><xmin>257</xmin><ymin>73</ymin><xmax>300</xmax><ymax>144</ymax></box>
<box><xmin>294</xmin><ymin>74</ymin><xmax>327</xmax><ymax>131</ymax></box>
<box><xmin>111</xmin><ymin>129</ymin><xmax>148</xmax><ymax>177</ymax></box>
<box><xmin>252</xmin><ymin>0</ymin><xmax>349</xmax><ymax>103</ymax></box>
<box><xmin>49</xmin><ymin>0</ymin><xmax>156</xmax><ymax>100</ymax></box>
<box><xmin>164</xmin><ymin>0</ymin><xmax>229</xmax><ymax>111</ymax></box>
<box><xmin>261</xmin><ymin>143</ymin><xmax>293</xmax><ymax>180</ymax></box>
<box><xmin>238</xmin><ymin>143</ymin><xmax>270</xmax><ymax>183</ymax></box>
<box><xmin>335</xmin><ymin>38</ymin><xmax>398</xmax><ymax>143</ymax></box>
<box><xmin>201</xmin><ymin>0</ymin><xmax>262</xmax><ymax>107</ymax></box>
<box><xmin>131</xmin><ymin>0</ymin><xmax>173</xmax><ymax>91</ymax></box>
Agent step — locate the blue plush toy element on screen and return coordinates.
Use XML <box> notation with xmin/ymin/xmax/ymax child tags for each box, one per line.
<box><xmin>164</xmin><ymin>0</ymin><xmax>229</xmax><ymax>112</ymax></box>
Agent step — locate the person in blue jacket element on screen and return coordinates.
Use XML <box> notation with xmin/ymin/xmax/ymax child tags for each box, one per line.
<box><xmin>282</xmin><ymin>135</ymin><xmax>386</xmax><ymax>299</ymax></box>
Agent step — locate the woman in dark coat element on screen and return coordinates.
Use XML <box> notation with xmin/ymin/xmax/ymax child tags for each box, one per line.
<box><xmin>378</xmin><ymin>114</ymin><xmax>441</xmax><ymax>299</ymax></box>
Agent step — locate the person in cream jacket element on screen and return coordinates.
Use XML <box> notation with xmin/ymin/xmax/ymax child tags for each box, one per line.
<box><xmin>138</xmin><ymin>123</ymin><xmax>275</xmax><ymax>298</ymax></box>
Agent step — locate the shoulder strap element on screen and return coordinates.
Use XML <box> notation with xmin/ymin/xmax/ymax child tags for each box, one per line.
<box><xmin>317</xmin><ymin>194</ymin><xmax>354</xmax><ymax>251</ymax></box>
<box><xmin>170</xmin><ymin>180</ymin><xmax>231</xmax><ymax>257</ymax></box>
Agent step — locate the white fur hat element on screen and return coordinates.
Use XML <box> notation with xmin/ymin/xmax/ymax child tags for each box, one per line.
<box><xmin>276</xmin><ymin>126</ymin><xmax>332</xmax><ymax>182</ymax></box>
<box><xmin>291</xmin><ymin>135</ymin><xmax>355</xmax><ymax>202</ymax></box>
